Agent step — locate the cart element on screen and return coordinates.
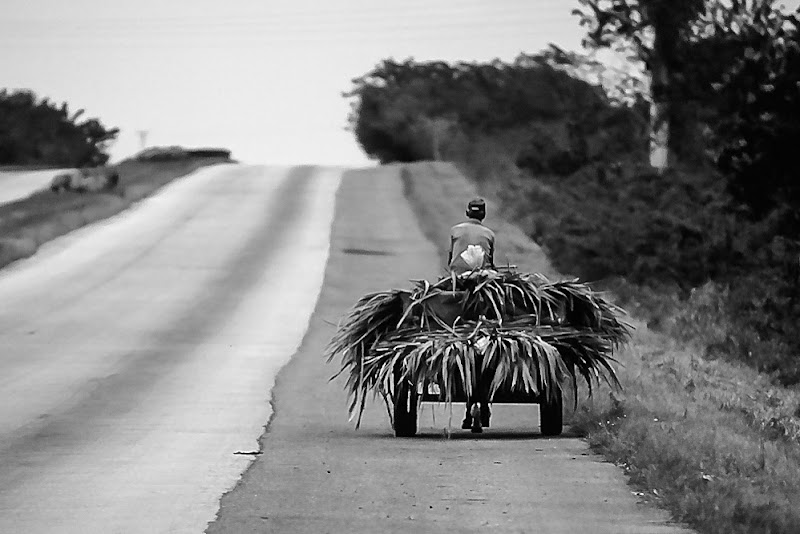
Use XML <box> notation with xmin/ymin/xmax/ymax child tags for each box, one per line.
<box><xmin>327</xmin><ymin>269</ymin><xmax>629</xmax><ymax>437</ymax></box>
<box><xmin>392</xmin><ymin>370</ymin><xmax>563</xmax><ymax>437</ymax></box>
<box><xmin>391</xmin><ymin>288</ymin><xmax>563</xmax><ymax>437</ymax></box>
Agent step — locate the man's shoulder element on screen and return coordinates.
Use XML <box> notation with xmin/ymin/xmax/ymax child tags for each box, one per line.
<box><xmin>450</xmin><ymin>221</ymin><xmax>472</xmax><ymax>234</ymax></box>
<box><xmin>452</xmin><ymin>220</ymin><xmax>495</xmax><ymax>233</ymax></box>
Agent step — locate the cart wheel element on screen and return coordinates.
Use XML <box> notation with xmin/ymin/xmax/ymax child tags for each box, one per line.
<box><xmin>540</xmin><ymin>389</ymin><xmax>563</xmax><ymax>436</ymax></box>
<box><xmin>394</xmin><ymin>378</ymin><xmax>418</xmax><ymax>437</ymax></box>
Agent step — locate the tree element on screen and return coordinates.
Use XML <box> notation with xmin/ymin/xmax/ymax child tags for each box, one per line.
<box><xmin>532</xmin><ymin>44</ymin><xmax>649</xmax><ymax>106</ymax></box>
<box><xmin>345</xmin><ymin>56</ymin><xmax>644</xmax><ymax>169</ymax></box>
<box><xmin>574</xmin><ymin>0</ymin><xmax>705</xmax><ymax>173</ymax></box>
<box><xmin>698</xmin><ymin>1</ymin><xmax>800</xmax><ymax>219</ymax></box>
<box><xmin>0</xmin><ymin>89</ymin><xmax>118</xmax><ymax>166</ymax></box>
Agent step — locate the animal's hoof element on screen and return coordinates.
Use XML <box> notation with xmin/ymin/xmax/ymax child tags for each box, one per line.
<box><xmin>481</xmin><ymin>410</ymin><xmax>491</xmax><ymax>428</ymax></box>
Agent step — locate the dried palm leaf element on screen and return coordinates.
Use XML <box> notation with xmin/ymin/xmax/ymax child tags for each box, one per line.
<box><xmin>326</xmin><ymin>269</ymin><xmax>631</xmax><ymax>427</ymax></box>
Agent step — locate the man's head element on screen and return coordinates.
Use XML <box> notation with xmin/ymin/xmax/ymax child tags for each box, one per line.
<box><xmin>466</xmin><ymin>198</ymin><xmax>486</xmax><ymax>221</ymax></box>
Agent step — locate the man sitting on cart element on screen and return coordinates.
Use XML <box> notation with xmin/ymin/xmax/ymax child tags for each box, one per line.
<box><xmin>448</xmin><ymin>198</ymin><xmax>496</xmax><ymax>432</ymax></box>
<box><xmin>447</xmin><ymin>198</ymin><xmax>496</xmax><ymax>274</ymax></box>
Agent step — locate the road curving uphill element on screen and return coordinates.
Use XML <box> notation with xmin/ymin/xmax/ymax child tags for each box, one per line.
<box><xmin>0</xmin><ymin>164</ymin><xmax>341</xmax><ymax>533</ymax></box>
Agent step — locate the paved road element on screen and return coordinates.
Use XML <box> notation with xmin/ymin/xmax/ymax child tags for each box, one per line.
<box><xmin>0</xmin><ymin>163</ymin><xmax>690</xmax><ymax>533</ymax></box>
<box><xmin>0</xmin><ymin>164</ymin><xmax>341</xmax><ymax>533</ymax></box>
<box><xmin>208</xmin><ymin>166</ymin><xmax>691</xmax><ymax>533</ymax></box>
<box><xmin>0</xmin><ymin>168</ymin><xmax>70</xmax><ymax>204</ymax></box>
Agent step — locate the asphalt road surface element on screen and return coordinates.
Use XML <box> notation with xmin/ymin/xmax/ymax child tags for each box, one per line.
<box><xmin>0</xmin><ymin>168</ymin><xmax>70</xmax><ymax>204</ymax></box>
<box><xmin>0</xmin><ymin>163</ymin><xmax>691</xmax><ymax>533</ymax></box>
<box><xmin>0</xmin><ymin>165</ymin><xmax>341</xmax><ymax>533</ymax></box>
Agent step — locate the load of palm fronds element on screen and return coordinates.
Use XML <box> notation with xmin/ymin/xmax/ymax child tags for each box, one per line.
<box><xmin>326</xmin><ymin>269</ymin><xmax>631</xmax><ymax>427</ymax></box>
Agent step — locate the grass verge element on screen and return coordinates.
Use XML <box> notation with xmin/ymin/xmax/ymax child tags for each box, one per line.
<box><xmin>0</xmin><ymin>157</ymin><xmax>231</xmax><ymax>270</ymax></box>
<box><xmin>401</xmin><ymin>161</ymin><xmax>800</xmax><ymax>534</ymax></box>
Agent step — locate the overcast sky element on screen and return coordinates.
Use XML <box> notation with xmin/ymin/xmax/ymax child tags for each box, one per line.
<box><xmin>1</xmin><ymin>0</ymin><xmax>798</xmax><ymax>166</ymax></box>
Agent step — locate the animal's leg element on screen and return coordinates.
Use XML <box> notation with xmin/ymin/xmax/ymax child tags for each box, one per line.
<box><xmin>461</xmin><ymin>398</ymin><xmax>473</xmax><ymax>429</ymax></box>
<box><xmin>478</xmin><ymin>380</ymin><xmax>491</xmax><ymax>427</ymax></box>
<box><xmin>469</xmin><ymin>402</ymin><xmax>483</xmax><ymax>433</ymax></box>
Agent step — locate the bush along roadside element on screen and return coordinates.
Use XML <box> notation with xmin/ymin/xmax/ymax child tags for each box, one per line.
<box><xmin>342</xmin><ymin>45</ymin><xmax>800</xmax><ymax>390</ymax></box>
<box><xmin>0</xmin><ymin>156</ymin><xmax>231</xmax><ymax>270</ymax></box>
<box><xmin>401</xmin><ymin>161</ymin><xmax>800</xmax><ymax>534</ymax></box>
<box><xmin>460</xmin><ymin>156</ymin><xmax>800</xmax><ymax>387</ymax></box>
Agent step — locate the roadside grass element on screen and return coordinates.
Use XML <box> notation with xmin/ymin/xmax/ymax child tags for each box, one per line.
<box><xmin>0</xmin><ymin>157</ymin><xmax>231</xmax><ymax>270</ymax></box>
<box><xmin>401</xmin><ymin>161</ymin><xmax>800</xmax><ymax>534</ymax></box>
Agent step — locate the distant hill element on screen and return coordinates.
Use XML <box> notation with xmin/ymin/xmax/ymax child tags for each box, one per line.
<box><xmin>132</xmin><ymin>146</ymin><xmax>233</xmax><ymax>162</ymax></box>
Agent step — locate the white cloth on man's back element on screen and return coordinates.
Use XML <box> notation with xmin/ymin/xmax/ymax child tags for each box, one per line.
<box><xmin>460</xmin><ymin>245</ymin><xmax>485</xmax><ymax>270</ymax></box>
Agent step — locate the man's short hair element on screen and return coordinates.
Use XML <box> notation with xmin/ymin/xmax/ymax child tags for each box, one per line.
<box><xmin>467</xmin><ymin>198</ymin><xmax>486</xmax><ymax>219</ymax></box>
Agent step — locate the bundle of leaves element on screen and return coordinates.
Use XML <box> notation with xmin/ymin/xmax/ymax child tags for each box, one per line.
<box><xmin>326</xmin><ymin>270</ymin><xmax>631</xmax><ymax>426</ymax></box>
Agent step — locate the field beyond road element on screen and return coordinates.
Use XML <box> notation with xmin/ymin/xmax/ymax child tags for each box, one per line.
<box><xmin>208</xmin><ymin>164</ymin><xmax>689</xmax><ymax>533</ymax></box>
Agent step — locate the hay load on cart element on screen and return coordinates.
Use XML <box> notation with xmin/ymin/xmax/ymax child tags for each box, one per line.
<box><xmin>326</xmin><ymin>268</ymin><xmax>631</xmax><ymax>437</ymax></box>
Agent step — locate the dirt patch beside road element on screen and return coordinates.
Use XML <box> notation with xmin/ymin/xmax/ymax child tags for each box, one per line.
<box><xmin>207</xmin><ymin>165</ymin><xmax>689</xmax><ymax>533</ymax></box>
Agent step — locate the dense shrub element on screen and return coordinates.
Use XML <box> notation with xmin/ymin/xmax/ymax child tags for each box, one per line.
<box><xmin>699</xmin><ymin>2</ymin><xmax>800</xmax><ymax>220</ymax></box>
<box><xmin>471</xmin><ymin>156</ymin><xmax>800</xmax><ymax>384</ymax></box>
<box><xmin>346</xmin><ymin>56</ymin><xmax>646</xmax><ymax>170</ymax></box>
<box><xmin>673</xmin><ymin>245</ymin><xmax>800</xmax><ymax>385</ymax></box>
<box><xmin>346</xmin><ymin>10</ymin><xmax>800</xmax><ymax>383</ymax></box>
<box><xmin>0</xmin><ymin>89</ymin><xmax>118</xmax><ymax>167</ymax></box>
<box><xmin>482</xmin><ymin>162</ymin><xmax>727</xmax><ymax>286</ymax></box>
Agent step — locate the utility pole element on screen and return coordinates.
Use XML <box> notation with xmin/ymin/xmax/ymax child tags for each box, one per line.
<box><xmin>137</xmin><ymin>130</ymin><xmax>149</xmax><ymax>151</ymax></box>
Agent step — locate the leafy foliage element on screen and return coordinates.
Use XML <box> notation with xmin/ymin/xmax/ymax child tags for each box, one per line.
<box><xmin>494</xmin><ymin>162</ymin><xmax>735</xmax><ymax>288</ymax></box>
<box><xmin>344</xmin><ymin>1</ymin><xmax>800</xmax><ymax>384</ymax></box>
<box><xmin>489</xmin><ymin>157</ymin><xmax>800</xmax><ymax>384</ymax></box>
<box><xmin>566</xmin><ymin>0</ymin><xmax>800</xmax><ymax>382</ymax></box>
<box><xmin>574</xmin><ymin>0</ymin><xmax>708</xmax><ymax>164</ymax></box>
<box><xmin>574</xmin><ymin>0</ymin><xmax>706</xmax><ymax>62</ymax></box>
<box><xmin>575</xmin><ymin>0</ymin><xmax>800</xmax><ymax>216</ymax></box>
<box><xmin>402</xmin><ymin>162</ymin><xmax>800</xmax><ymax>534</ymax></box>
<box><xmin>345</xmin><ymin>56</ymin><xmax>646</xmax><ymax>173</ymax></box>
<box><xmin>702</xmin><ymin>2</ymin><xmax>800</xmax><ymax>219</ymax></box>
<box><xmin>326</xmin><ymin>269</ymin><xmax>630</xmax><ymax>427</ymax></box>
<box><xmin>0</xmin><ymin>89</ymin><xmax>118</xmax><ymax>167</ymax></box>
